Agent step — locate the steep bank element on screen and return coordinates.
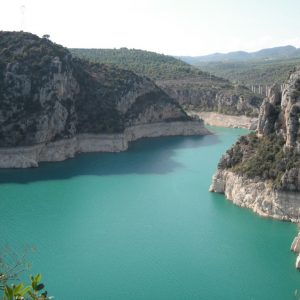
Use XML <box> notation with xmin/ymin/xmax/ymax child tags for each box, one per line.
<box><xmin>0</xmin><ymin>121</ymin><xmax>209</xmax><ymax>168</ymax></box>
<box><xmin>189</xmin><ymin>111</ymin><xmax>258</xmax><ymax>129</ymax></box>
<box><xmin>210</xmin><ymin>67</ymin><xmax>300</xmax><ymax>220</ymax></box>
<box><xmin>0</xmin><ymin>31</ymin><xmax>210</xmax><ymax>167</ymax></box>
<box><xmin>210</xmin><ymin>170</ymin><xmax>299</xmax><ymax>221</ymax></box>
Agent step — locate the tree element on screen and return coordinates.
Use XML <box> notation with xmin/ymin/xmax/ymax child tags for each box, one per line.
<box><xmin>42</xmin><ymin>35</ymin><xmax>50</xmax><ymax>40</ymax></box>
<box><xmin>0</xmin><ymin>249</ymin><xmax>52</xmax><ymax>300</ymax></box>
<box><xmin>3</xmin><ymin>274</ymin><xmax>51</xmax><ymax>300</ymax></box>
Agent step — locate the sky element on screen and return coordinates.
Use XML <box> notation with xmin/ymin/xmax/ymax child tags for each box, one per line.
<box><xmin>0</xmin><ymin>0</ymin><xmax>299</xmax><ymax>56</ymax></box>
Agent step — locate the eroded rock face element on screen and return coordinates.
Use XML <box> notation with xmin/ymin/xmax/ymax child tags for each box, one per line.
<box><xmin>1</xmin><ymin>52</ymin><xmax>79</xmax><ymax>146</ymax></box>
<box><xmin>0</xmin><ymin>31</ymin><xmax>209</xmax><ymax>167</ymax></box>
<box><xmin>291</xmin><ymin>233</ymin><xmax>300</xmax><ymax>269</ymax></box>
<box><xmin>209</xmin><ymin>170</ymin><xmax>300</xmax><ymax>221</ymax></box>
<box><xmin>210</xmin><ymin>67</ymin><xmax>300</xmax><ymax>221</ymax></box>
<box><xmin>0</xmin><ymin>32</ymin><xmax>193</xmax><ymax>147</ymax></box>
<box><xmin>157</xmin><ymin>79</ymin><xmax>262</xmax><ymax>117</ymax></box>
<box><xmin>291</xmin><ymin>234</ymin><xmax>300</xmax><ymax>252</ymax></box>
<box><xmin>256</xmin><ymin>69</ymin><xmax>300</xmax><ymax>147</ymax></box>
<box><xmin>256</xmin><ymin>85</ymin><xmax>281</xmax><ymax>136</ymax></box>
<box><xmin>281</xmin><ymin>69</ymin><xmax>300</xmax><ymax>149</ymax></box>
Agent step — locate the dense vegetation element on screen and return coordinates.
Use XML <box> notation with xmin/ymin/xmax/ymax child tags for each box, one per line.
<box><xmin>0</xmin><ymin>31</ymin><xmax>70</xmax><ymax>75</ymax></box>
<box><xmin>70</xmin><ymin>48</ymin><xmax>214</xmax><ymax>81</ymax></box>
<box><xmin>220</xmin><ymin>132</ymin><xmax>300</xmax><ymax>190</ymax></box>
<box><xmin>178</xmin><ymin>45</ymin><xmax>300</xmax><ymax>86</ymax></box>
<box><xmin>0</xmin><ymin>249</ymin><xmax>51</xmax><ymax>300</ymax></box>
<box><xmin>194</xmin><ymin>58</ymin><xmax>300</xmax><ymax>86</ymax></box>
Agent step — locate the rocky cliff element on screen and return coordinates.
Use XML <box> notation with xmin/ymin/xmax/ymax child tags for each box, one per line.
<box><xmin>210</xmin><ymin>67</ymin><xmax>300</xmax><ymax>220</ymax></box>
<box><xmin>0</xmin><ymin>31</ymin><xmax>209</xmax><ymax>168</ymax></box>
<box><xmin>155</xmin><ymin>78</ymin><xmax>262</xmax><ymax>117</ymax></box>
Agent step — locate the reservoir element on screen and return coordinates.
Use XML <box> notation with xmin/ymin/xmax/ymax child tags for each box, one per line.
<box><xmin>0</xmin><ymin>127</ymin><xmax>299</xmax><ymax>299</ymax></box>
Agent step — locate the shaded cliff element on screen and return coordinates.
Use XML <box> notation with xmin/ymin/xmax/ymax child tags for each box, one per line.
<box><xmin>71</xmin><ymin>48</ymin><xmax>262</xmax><ymax>117</ymax></box>
<box><xmin>0</xmin><ymin>31</ymin><xmax>209</xmax><ymax>167</ymax></box>
<box><xmin>210</xmin><ymin>67</ymin><xmax>300</xmax><ymax>220</ymax></box>
<box><xmin>157</xmin><ymin>78</ymin><xmax>261</xmax><ymax>117</ymax></box>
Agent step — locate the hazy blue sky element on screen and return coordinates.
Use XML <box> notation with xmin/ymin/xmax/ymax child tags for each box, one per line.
<box><xmin>0</xmin><ymin>0</ymin><xmax>299</xmax><ymax>55</ymax></box>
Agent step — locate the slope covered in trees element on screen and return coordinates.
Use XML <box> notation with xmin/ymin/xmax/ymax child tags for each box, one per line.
<box><xmin>70</xmin><ymin>48</ymin><xmax>211</xmax><ymax>81</ymax></box>
<box><xmin>194</xmin><ymin>58</ymin><xmax>300</xmax><ymax>86</ymax></box>
<box><xmin>178</xmin><ymin>45</ymin><xmax>300</xmax><ymax>86</ymax></box>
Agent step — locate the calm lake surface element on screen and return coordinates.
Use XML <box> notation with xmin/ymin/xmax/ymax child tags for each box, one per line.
<box><xmin>0</xmin><ymin>127</ymin><xmax>299</xmax><ymax>299</ymax></box>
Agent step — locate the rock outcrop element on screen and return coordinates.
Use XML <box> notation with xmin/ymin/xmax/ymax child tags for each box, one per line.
<box><xmin>291</xmin><ymin>233</ymin><xmax>300</xmax><ymax>268</ymax></box>
<box><xmin>156</xmin><ymin>79</ymin><xmax>262</xmax><ymax>117</ymax></box>
<box><xmin>210</xmin><ymin>170</ymin><xmax>300</xmax><ymax>221</ymax></box>
<box><xmin>210</xmin><ymin>67</ymin><xmax>300</xmax><ymax>220</ymax></box>
<box><xmin>0</xmin><ymin>31</ymin><xmax>209</xmax><ymax>168</ymax></box>
<box><xmin>190</xmin><ymin>111</ymin><xmax>258</xmax><ymax>130</ymax></box>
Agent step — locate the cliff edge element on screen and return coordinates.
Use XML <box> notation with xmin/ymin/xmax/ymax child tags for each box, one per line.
<box><xmin>209</xmin><ymin>67</ymin><xmax>300</xmax><ymax>221</ymax></box>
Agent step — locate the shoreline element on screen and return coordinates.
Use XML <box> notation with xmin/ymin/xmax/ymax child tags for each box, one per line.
<box><xmin>209</xmin><ymin>169</ymin><xmax>300</xmax><ymax>222</ymax></box>
<box><xmin>0</xmin><ymin>121</ymin><xmax>210</xmax><ymax>168</ymax></box>
<box><xmin>188</xmin><ymin>111</ymin><xmax>258</xmax><ymax>130</ymax></box>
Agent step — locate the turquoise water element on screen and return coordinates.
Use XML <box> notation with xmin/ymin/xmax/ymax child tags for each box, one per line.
<box><xmin>0</xmin><ymin>127</ymin><xmax>299</xmax><ymax>299</ymax></box>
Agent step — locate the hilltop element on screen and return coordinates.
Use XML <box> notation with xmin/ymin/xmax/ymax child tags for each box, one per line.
<box><xmin>70</xmin><ymin>47</ymin><xmax>208</xmax><ymax>80</ymax></box>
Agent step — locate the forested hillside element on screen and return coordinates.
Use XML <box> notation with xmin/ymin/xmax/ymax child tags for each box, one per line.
<box><xmin>195</xmin><ymin>58</ymin><xmax>300</xmax><ymax>86</ymax></box>
<box><xmin>178</xmin><ymin>46</ymin><xmax>300</xmax><ymax>86</ymax></box>
<box><xmin>70</xmin><ymin>48</ymin><xmax>210</xmax><ymax>81</ymax></box>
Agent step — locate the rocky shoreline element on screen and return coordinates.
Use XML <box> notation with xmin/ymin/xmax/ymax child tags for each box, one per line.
<box><xmin>209</xmin><ymin>170</ymin><xmax>300</xmax><ymax>222</ymax></box>
<box><xmin>0</xmin><ymin>121</ymin><xmax>210</xmax><ymax>168</ymax></box>
<box><xmin>188</xmin><ymin>111</ymin><xmax>258</xmax><ymax>130</ymax></box>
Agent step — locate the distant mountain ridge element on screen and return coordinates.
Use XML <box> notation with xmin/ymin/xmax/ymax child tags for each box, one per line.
<box><xmin>179</xmin><ymin>45</ymin><xmax>300</xmax><ymax>64</ymax></box>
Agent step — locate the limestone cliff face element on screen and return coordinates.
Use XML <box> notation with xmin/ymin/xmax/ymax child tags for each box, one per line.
<box><xmin>0</xmin><ymin>32</ymin><xmax>209</xmax><ymax>167</ymax></box>
<box><xmin>210</xmin><ymin>67</ymin><xmax>300</xmax><ymax>220</ymax></box>
<box><xmin>157</xmin><ymin>78</ymin><xmax>262</xmax><ymax>117</ymax></box>
<box><xmin>0</xmin><ymin>38</ymin><xmax>79</xmax><ymax>146</ymax></box>
<box><xmin>210</xmin><ymin>170</ymin><xmax>299</xmax><ymax>221</ymax></box>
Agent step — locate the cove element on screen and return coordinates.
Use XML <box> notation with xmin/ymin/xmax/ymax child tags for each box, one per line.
<box><xmin>0</xmin><ymin>127</ymin><xmax>299</xmax><ymax>300</ymax></box>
